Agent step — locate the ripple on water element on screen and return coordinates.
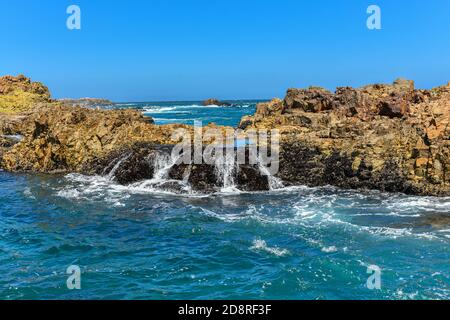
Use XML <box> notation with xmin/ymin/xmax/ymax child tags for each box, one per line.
<box><xmin>1</xmin><ymin>170</ymin><xmax>449</xmax><ymax>299</ymax></box>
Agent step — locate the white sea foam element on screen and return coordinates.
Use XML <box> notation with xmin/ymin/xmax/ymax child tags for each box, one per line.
<box><xmin>54</xmin><ymin>170</ymin><xmax>449</xmax><ymax>244</ymax></box>
<box><xmin>384</xmin><ymin>197</ymin><xmax>450</xmax><ymax>212</ymax></box>
<box><xmin>321</xmin><ymin>246</ymin><xmax>338</xmax><ymax>253</ymax></box>
<box><xmin>23</xmin><ymin>187</ymin><xmax>35</xmax><ymax>199</ymax></box>
<box><xmin>142</xmin><ymin>106</ymin><xmax>179</xmax><ymax>113</ymax></box>
<box><xmin>323</xmin><ymin>214</ymin><xmax>440</xmax><ymax>240</ymax></box>
<box><xmin>200</xmin><ymin>208</ymin><xmax>249</xmax><ymax>222</ymax></box>
<box><xmin>250</xmin><ymin>239</ymin><xmax>290</xmax><ymax>257</ymax></box>
<box><xmin>56</xmin><ymin>189</ymin><xmax>82</xmax><ymax>200</ymax></box>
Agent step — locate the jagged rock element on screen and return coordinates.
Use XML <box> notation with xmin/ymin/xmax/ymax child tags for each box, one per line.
<box><xmin>378</xmin><ymin>96</ymin><xmax>409</xmax><ymax>118</ymax></box>
<box><xmin>275</xmin><ymin>78</ymin><xmax>420</xmax><ymax>119</ymax></box>
<box><xmin>284</xmin><ymin>87</ymin><xmax>334</xmax><ymax>113</ymax></box>
<box><xmin>0</xmin><ymin>104</ymin><xmax>179</xmax><ymax>173</ymax></box>
<box><xmin>241</xmin><ymin>79</ymin><xmax>450</xmax><ymax>196</ymax></box>
<box><xmin>187</xmin><ymin>164</ymin><xmax>219</xmax><ymax>192</ymax></box>
<box><xmin>0</xmin><ymin>74</ymin><xmax>50</xmax><ymax>97</ymax></box>
<box><xmin>1</xmin><ymin>75</ymin><xmax>448</xmax><ymax>196</ymax></box>
<box><xmin>84</xmin><ymin>143</ymin><xmax>170</xmax><ymax>184</ymax></box>
<box><xmin>236</xmin><ymin>165</ymin><xmax>269</xmax><ymax>191</ymax></box>
<box><xmin>415</xmin><ymin>213</ymin><xmax>450</xmax><ymax>229</ymax></box>
<box><xmin>256</xmin><ymin>98</ymin><xmax>283</xmax><ymax>116</ymax></box>
<box><xmin>238</xmin><ymin>117</ymin><xmax>254</xmax><ymax>130</ymax></box>
<box><xmin>202</xmin><ymin>98</ymin><xmax>231</xmax><ymax>106</ymax></box>
<box><xmin>0</xmin><ymin>75</ymin><xmax>51</xmax><ymax>113</ymax></box>
<box><xmin>81</xmin><ymin>142</ymin><xmax>272</xmax><ymax>193</ymax></box>
<box><xmin>0</xmin><ymin>135</ymin><xmax>21</xmax><ymax>161</ymax></box>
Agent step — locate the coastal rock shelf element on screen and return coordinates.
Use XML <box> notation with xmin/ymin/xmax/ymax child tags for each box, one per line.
<box><xmin>239</xmin><ymin>79</ymin><xmax>450</xmax><ymax>196</ymax></box>
<box><xmin>0</xmin><ymin>75</ymin><xmax>448</xmax><ymax>196</ymax></box>
<box><xmin>84</xmin><ymin>143</ymin><xmax>274</xmax><ymax>193</ymax></box>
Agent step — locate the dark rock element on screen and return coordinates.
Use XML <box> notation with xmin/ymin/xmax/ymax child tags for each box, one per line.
<box><xmin>238</xmin><ymin>119</ymin><xmax>253</xmax><ymax>130</ymax></box>
<box><xmin>187</xmin><ymin>164</ymin><xmax>219</xmax><ymax>192</ymax></box>
<box><xmin>277</xmin><ymin>143</ymin><xmax>324</xmax><ymax>186</ymax></box>
<box><xmin>84</xmin><ymin>143</ymin><xmax>173</xmax><ymax>185</ymax></box>
<box><xmin>378</xmin><ymin>96</ymin><xmax>409</xmax><ymax>118</ymax></box>
<box><xmin>236</xmin><ymin>165</ymin><xmax>269</xmax><ymax>191</ymax></box>
<box><xmin>415</xmin><ymin>213</ymin><xmax>450</xmax><ymax>229</ymax></box>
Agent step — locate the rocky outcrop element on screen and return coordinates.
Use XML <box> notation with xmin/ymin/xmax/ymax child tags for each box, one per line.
<box><xmin>0</xmin><ymin>75</ymin><xmax>51</xmax><ymax>113</ymax></box>
<box><xmin>1</xmin><ymin>75</ymin><xmax>448</xmax><ymax>196</ymax></box>
<box><xmin>202</xmin><ymin>98</ymin><xmax>231</xmax><ymax>106</ymax></box>
<box><xmin>59</xmin><ymin>98</ymin><xmax>115</xmax><ymax>108</ymax></box>
<box><xmin>82</xmin><ymin>143</ymin><xmax>271</xmax><ymax>193</ymax></box>
<box><xmin>0</xmin><ymin>104</ymin><xmax>180</xmax><ymax>173</ymax></box>
<box><xmin>239</xmin><ymin>79</ymin><xmax>450</xmax><ymax>196</ymax></box>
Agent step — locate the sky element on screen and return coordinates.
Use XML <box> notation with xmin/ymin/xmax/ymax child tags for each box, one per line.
<box><xmin>0</xmin><ymin>0</ymin><xmax>449</xmax><ymax>101</ymax></box>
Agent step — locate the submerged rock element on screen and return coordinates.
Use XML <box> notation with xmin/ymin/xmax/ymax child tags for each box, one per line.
<box><xmin>84</xmin><ymin>143</ymin><xmax>169</xmax><ymax>185</ymax></box>
<box><xmin>415</xmin><ymin>213</ymin><xmax>450</xmax><ymax>229</ymax></box>
<box><xmin>391</xmin><ymin>212</ymin><xmax>450</xmax><ymax>230</ymax></box>
<box><xmin>82</xmin><ymin>143</ymin><xmax>273</xmax><ymax>193</ymax></box>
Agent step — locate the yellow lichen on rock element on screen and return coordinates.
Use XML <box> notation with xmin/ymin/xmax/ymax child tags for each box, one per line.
<box><xmin>0</xmin><ymin>75</ymin><xmax>51</xmax><ymax>114</ymax></box>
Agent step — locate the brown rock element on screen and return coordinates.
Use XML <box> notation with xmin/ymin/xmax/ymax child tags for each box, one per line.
<box><xmin>238</xmin><ymin>78</ymin><xmax>450</xmax><ymax>196</ymax></box>
<box><xmin>202</xmin><ymin>98</ymin><xmax>231</xmax><ymax>106</ymax></box>
<box><xmin>378</xmin><ymin>96</ymin><xmax>410</xmax><ymax>118</ymax></box>
<box><xmin>284</xmin><ymin>87</ymin><xmax>334</xmax><ymax>113</ymax></box>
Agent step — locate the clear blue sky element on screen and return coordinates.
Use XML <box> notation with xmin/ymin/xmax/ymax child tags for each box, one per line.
<box><xmin>0</xmin><ymin>0</ymin><xmax>449</xmax><ymax>101</ymax></box>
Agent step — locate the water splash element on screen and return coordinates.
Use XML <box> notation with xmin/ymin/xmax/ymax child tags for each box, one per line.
<box><xmin>107</xmin><ymin>153</ymin><xmax>132</xmax><ymax>180</ymax></box>
<box><xmin>214</xmin><ymin>151</ymin><xmax>239</xmax><ymax>192</ymax></box>
<box><xmin>257</xmin><ymin>159</ymin><xmax>284</xmax><ymax>190</ymax></box>
<box><xmin>130</xmin><ymin>152</ymin><xmax>192</xmax><ymax>194</ymax></box>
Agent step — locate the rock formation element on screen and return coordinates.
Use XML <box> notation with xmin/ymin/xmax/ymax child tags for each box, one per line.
<box><xmin>239</xmin><ymin>79</ymin><xmax>449</xmax><ymax>196</ymax></box>
<box><xmin>202</xmin><ymin>98</ymin><xmax>231</xmax><ymax>106</ymax></box>
<box><xmin>0</xmin><ymin>75</ymin><xmax>449</xmax><ymax>196</ymax></box>
<box><xmin>0</xmin><ymin>75</ymin><xmax>51</xmax><ymax>113</ymax></box>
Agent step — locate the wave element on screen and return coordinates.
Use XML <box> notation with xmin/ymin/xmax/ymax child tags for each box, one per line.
<box><xmin>250</xmin><ymin>238</ymin><xmax>290</xmax><ymax>257</ymax></box>
<box><xmin>49</xmin><ymin>169</ymin><xmax>450</xmax><ymax>243</ymax></box>
<box><xmin>197</xmin><ymin>197</ymin><xmax>448</xmax><ymax>242</ymax></box>
<box><xmin>120</xmin><ymin>103</ymin><xmax>254</xmax><ymax>112</ymax></box>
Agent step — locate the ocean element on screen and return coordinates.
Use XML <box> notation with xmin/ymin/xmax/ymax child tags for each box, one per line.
<box><xmin>111</xmin><ymin>100</ymin><xmax>260</xmax><ymax>127</ymax></box>
<box><xmin>0</xmin><ymin>101</ymin><xmax>449</xmax><ymax>300</ymax></box>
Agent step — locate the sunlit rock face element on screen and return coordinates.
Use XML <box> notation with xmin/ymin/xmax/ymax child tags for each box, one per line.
<box><xmin>0</xmin><ymin>75</ymin><xmax>51</xmax><ymax>114</ymax></box>
<box><xmin>239</xmin><ymin>79</ymin><xmax>450</xmax><ymax>196</ymax></box>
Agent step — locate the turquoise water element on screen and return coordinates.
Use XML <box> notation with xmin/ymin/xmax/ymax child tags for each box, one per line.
<box><xmin>0</xmin><ymin>101</ymin><xmax>449</xmax><ymax>300</ymax></box>
<box><xmin>113</xmin><ymin>100</ymin><xmax>259</xmax><ymax>127</ymax></box>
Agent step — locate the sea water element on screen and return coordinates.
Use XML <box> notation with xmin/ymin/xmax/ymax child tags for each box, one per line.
<box><xmin>0</xmin><ymin>101</ymin><xmax>448</xmax><ymax>300</ymax></box>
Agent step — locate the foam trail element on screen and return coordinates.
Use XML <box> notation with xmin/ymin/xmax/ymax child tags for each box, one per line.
<box><xmin>250</xmin><ymin>239</ymin><xmax>290</xmax><ymax>257</ymax></box>
<box><xmin>257</xmin><ymin>159</ymin><xmax>284</xmax><ymax>190</ymax></box>
<box><xmin>107</xmin><ymin>153</ymin><xmax>131</xmax><ymax>180</ymax></box>
<box><xmin>129</xmin><ymin>152</ymin><xmax>193</xmax><ymax>193</ymax></box>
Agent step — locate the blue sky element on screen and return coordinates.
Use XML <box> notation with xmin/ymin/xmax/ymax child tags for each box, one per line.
<box><xmin>0</xmin><ymin>0</ymin><xmax>449</xmax><ymax>101</ymax></box>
